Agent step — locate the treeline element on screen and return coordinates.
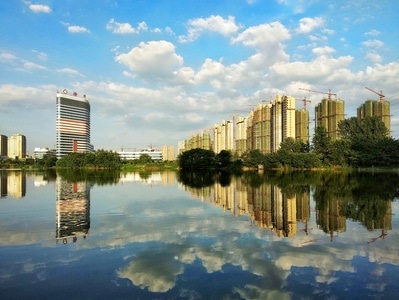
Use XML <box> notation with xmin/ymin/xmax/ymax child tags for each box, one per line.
<box><xmin>178</xmin><ymin>116</ymin><xmax>399</xmax><ymax>170</ymax></box>
<box><xmin>56</xmin><ymin>150</ymin><xmax>121</xmax><ymax>169</ymax></box>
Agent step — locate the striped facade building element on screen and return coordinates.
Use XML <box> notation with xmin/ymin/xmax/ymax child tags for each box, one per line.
<box><xmin>56</xmin><ymin>90</ymin><xmax>93</xmax><ymax>159</ymax></box>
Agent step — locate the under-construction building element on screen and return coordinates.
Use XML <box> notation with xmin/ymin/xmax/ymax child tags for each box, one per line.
<box><xmin>272</xmin><ymin>95</ymin><xmax>296</xmax><ymax>152</ymax></box>
<box><xmin>315</xmin><ymin>98</ymin><xmax>345</xmax><ymax>140</ymax></box>
<box><xmin>357</xmin><ymin>100</ymin><xmax>390</xmax><ymax>134</ymax></box>
<box><xmin>295</xmin><ymin>109</ymin><xmax>309</xmax><ymax>143</ymax></box>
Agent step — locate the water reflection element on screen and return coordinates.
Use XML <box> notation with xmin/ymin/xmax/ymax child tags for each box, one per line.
<box><xmin>0</xmin><ymin>170</ymin><xmax>398</xmax><ymax>298</ymax></box>
<box><xmin>55</xmin><ymin>178</ymin><xmax>90</xmax><ymax>244</ymax></box>
<box><xmin>179</xmin><ymin>171</ymin><xmax>395</xmax><ymax>240</ymax></box>
<box><xmin>0</xmin><ymin>171</ymin><xmax>26</xmax><ymax>198</ymax></box>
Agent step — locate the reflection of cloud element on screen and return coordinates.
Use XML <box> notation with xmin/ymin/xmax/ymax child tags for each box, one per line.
<box><xmin>117</xmin><ymin>250</ymin><xmax>183</xmax><ymax>292</ymax></box>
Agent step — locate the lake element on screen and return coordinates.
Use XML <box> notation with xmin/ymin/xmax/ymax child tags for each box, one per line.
<box><xmin>0</xmin><ymin>170</ymin><xmax>398</xmax><ymax>299</ymax></box>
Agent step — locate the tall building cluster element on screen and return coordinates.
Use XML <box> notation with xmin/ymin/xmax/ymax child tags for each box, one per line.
<box><xmin>0</xmin><ymin>134</ymin><xmax>26</xmax><ymax>159</ymax></box>
<box><xmin>181</xmin><ymin>94</ymin><xmax>391</xmax><ymax>155</ymax></box>
<box><xmin>182</xmin><ymin>95</ymin><xmax>307</xmax><ymax>155</ymax></box>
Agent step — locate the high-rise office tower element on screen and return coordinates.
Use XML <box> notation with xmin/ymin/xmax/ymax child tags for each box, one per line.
<box><xmin>8</xmin><ymin>134</ymin><xmax>26</xmax><ymax>159</ymax></box>
<box><xmin>56</xmin><ymin>90</ymin><xmax>92</xmax><ymax>159</ymax></box>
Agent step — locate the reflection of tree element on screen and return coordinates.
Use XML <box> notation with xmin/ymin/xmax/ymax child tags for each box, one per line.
<box><xmin>177</xmin><ymin>171</ymin><xmax>216</xmax><ymax>188</ymax></box>
<box><xmin>179</xmin><ymin>170</ymin><xmax>396</xmax><ymax>238</ymax></box>
<box><xmin>57</xmin><ymin>169</ymin><xmax>120</xmax><ymax>185</ymax></box>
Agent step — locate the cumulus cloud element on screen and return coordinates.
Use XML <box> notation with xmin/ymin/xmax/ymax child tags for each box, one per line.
<box><xmin>179</xmin><ymin>15</ymin><xmax>241</xmax><ymax>43</ymax></box>
<box><xmin>296</xmin><ymin>17</ymin><xmax>324</xmax><ymax>34</ymax></box>
<box><xmin>61</xmin><ymin>22</ymin><xmax>90</xmax><ymax>34</ymax></box>
<box><xmin>116</xmin><ymin>40</ymin><xmax>183</xmax><ymax>79</ymax></box>
<box><xmin>106</xmin><ymin>18</ymin><xmax>148</xmax><ymax>34</ymax></box>
<box><xmin>231</xmin><ymin>21</ymin><xmax>291</xmax><ymax>50</ymax></box>
<box><xmin>362</xmin><ymin>39</ymin><xmax>384</xmax><ymax>48</ymax></box>
<box><xmin>29</xmin><ymin>4</ymin><xmax>51</xmax><ymax>14</ymax></box>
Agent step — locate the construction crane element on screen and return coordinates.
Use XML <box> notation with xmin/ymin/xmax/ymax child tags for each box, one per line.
<box><xmin>365</xmin><ymin>87</ymin><xmax>385</xmax><ymax>101</ymax></box>
<box><xmin>299</xmin><ymin>88</ymin><xmax>337</xmax><ymax>100</ymax></box>
<box><xmin>297</xmin><ymin>96</ymin><xmax>311</xmax><ymax>109</ymax></box>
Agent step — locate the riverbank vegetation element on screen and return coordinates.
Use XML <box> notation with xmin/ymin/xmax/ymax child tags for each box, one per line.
<box><xmin>1</xmin><ymin>117</ymin><xmax>397</xmax><ymax>171</ymax></box>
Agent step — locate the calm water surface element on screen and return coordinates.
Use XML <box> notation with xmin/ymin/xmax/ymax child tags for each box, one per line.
<box><xmin>0</xmin><ymin>170</ymin><xmax>398</xmax><ymax>299</ymax></box>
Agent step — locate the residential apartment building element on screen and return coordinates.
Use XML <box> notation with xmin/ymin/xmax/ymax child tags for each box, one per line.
<box><xmin>315</xmin><ymin>98</ymin><xmax>345</xmax><ymax>140</ymax></box>
<box><xmin>295</xmin><ymin>109</ymin><xmax>310</xmax><ymax>143</ymax></box>
<box><xmin>213</xmin><ymin>120</ymin><xmax>234</xmax><ymax>153</ymax></box>
<box><xmin>56</xmin><ymin>90</ymin><xmax>93</xmax><ymax>159</ymax></box>
<box><xmin>272</xmin><ymin>95</ymin><xmax>296</xmax><ymax>152</ymax></box>
<box><xmin>0</xmin><ymin>134</ymin><xmax>7</xmax><ymax>157</ymax></box>
<box><xmin>357</xmin><ymin>100</ymin><xmax>390</xmax><ymax>134</ymax></box>
<box><xmin>161</xmin><ymin>145</ymin><xmax>175</xmax><ymax>161</ymax></box>
<box><xmin>8</xmin><ymin>134</ymin><xmax>26</xmax><ymax>159</ymax></box>
<box><xmin>180</xmin><ymin>94</ymin><xmax>309</xmax><ymax>154</ymax></box>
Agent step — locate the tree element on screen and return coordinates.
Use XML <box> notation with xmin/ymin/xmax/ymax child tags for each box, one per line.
<box><xmin>178</xmin><ymin>148</ymin><xmax>216</xmax><ymax>170</ymax></box>
<box><xmin>215</xmin><ymin>150</ymin><xmax>232</xmax><ymax>169</ymax></box>
<box><xmin>312</xmin><ymin>126</ymin><xmax>332</xmax><ymax>164</ymax></box>
<box><xmin>138</xmin><ymin>154</ymin><xmax>153</xmax><ymax>164</ymax></box>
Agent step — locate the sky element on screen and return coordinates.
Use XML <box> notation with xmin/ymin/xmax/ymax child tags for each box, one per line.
<box><xmin>1</xmin><ymin>0</ymin><xmax>399</xmax><ymax>154</ymax></box>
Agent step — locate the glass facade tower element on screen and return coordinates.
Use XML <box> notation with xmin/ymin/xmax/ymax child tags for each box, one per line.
<box><xmin>56</xmin><ymin>90</ymin><xmax>91</xmax><ymax>159</ymax></box>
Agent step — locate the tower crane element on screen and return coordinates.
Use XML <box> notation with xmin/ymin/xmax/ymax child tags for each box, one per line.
<box><xmin>299</xmin><ymin>88</ymin><xmax>337</xmax><ymax>100</ymax></box>
<box><xmin>297</xmin><ymin>97</ymin><xmax>311</xmax><ymax>109</ymax></box>
<box><xmin>365</xmin><ymin>87</ymin><xmax>385</xmax><ymax>101</ymax></box>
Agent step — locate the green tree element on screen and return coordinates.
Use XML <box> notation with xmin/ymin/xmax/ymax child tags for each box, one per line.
<box><xmin>312</xmin><ymin>126</ymin><xmax>332</xmax><ymax>165</ymax></box>
<box><xmin>215</xmin><ymin>150</ymin><xmax>232</xmax><ymax>169</ymax></box>
<box><xmin>178</xmin><ymin>148</ymin><xmax>216</xmax><ymax>170</ymax></box>
<box><xmin>138</xmin><ymin>153</ymin><xmax>153</xmax><ymax>164</ymax></box>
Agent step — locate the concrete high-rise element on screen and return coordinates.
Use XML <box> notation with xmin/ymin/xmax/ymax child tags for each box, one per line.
<box><xmin>0</xmin><ymin>134</ymin><xmax>7</xmax><ymax>157</ymax></box>
<box><xmin>357</xmin><ymin>100</ymin><xmax>390</xmax><ymax>134</ymax></box>
<box><xmin>8</xmin><ymin>134</ymin><xmax>26</xmax><ymax>159</ymax></box>
<box><xmin>271</xmin><ymin>95</ymin><xmax>296</xmax><ymax>152</ymax></box>
<box><xmin>56</xmin><ymin>90</ymin><xmax>92</xmax><ymax>159</ymax></box>
<box><xmin>315</xmin><ymin>98</ymin><xmax>345</xmax><ymax>140</ymax></box>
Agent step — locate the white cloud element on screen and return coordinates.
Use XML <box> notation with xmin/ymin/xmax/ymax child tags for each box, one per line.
<box><xmin>29</xmin><ymin>4</ymin><xmax>51</xmax><ymax>14</ymax></box>
<box><xmin>106</xmin><ymin>19</ymin><xmax>148</xmax><ymax>34</ymax></box>
<box><xmin>366</xmin><ymin>51</ymin><xmax>382</xmax><ymax>64</ymax></box>
<box><xmin>31</xmin><ymin>50</ymin><xmax>47</xmax><ymax>61</ymax></box>
<box><xmin>365</xmin><ymin>29</ymin><xmax>381</xmax><ymax>36</ymax></box>
<box><xmin>296</xmin><ymin>17</ymin><xmax>324</xmax><ymax>34</ymax></box>
<box><xmin>179</xmin><ymin>15</ymin><xmax>241</xmax><ymax>43</ymax></box>
<box><xmin>312</xmin><ymin>46</ymin><xmax>336</xmax><ymax>56</ymax></box>
<box><xmin>362</xmin><ymin>39</ymin><xmax>384</xmax><ymax>48</ymax></box>
<box><xmin>231</xmin><ymin>22</ymin><xmax>291</xmax><ymax>50</ymax></box>
<box><xmin>68</xmin><ymin>25</ymin><xmax>90</xmax><ymax>34</ymax></box>
<box><xmin>116</xmin><ymin>40</ymin><xmax>183</xmax><ymax>79</ymax></box>
<box><xmin>57</xmin><ymin>68</ymin><xmax>83</xmax><ymax>76</ymax></box>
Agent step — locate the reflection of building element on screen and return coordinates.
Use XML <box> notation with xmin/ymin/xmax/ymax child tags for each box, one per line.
<box><xmin>6</xmin><ymin>171</ymin><xmax>26</xmax><ymax>199</ymax></box>
<box><xmin>56</xmin><ymin>178</ymin><xmax>90</xmax><ymax>244</ymax></box>
<box><xmin>316</xmin><ymin>197</ymin><xmax>346</xmax><ymax>240</ymax></box>
<box><xmin>119</xmin><ymin>172</ymin><xmax>176</xmax><ymax>185</ymax></box>
<box><xmin>0</xmin><ymin>171</ymin><xmax>7</xmax><ymax>198</ymax></box>
<box><xmin>56</xmin><ymin>90</ymin><xmax>92</xmax><ymax>159</ymax></box>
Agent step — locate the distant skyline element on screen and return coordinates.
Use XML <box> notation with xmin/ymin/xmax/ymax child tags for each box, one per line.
<box><xmin>1</xmin><ymin>0</ymin><xmax>399</xmax><ymax>154</ymax></box>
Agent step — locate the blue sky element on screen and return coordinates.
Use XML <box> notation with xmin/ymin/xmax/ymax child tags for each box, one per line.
<box><xmin>1</xmin><ymin>0</ymin><xmax>399</xmax><ymax>154</ymax></box>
